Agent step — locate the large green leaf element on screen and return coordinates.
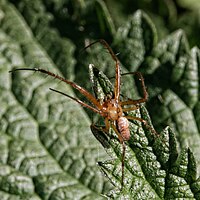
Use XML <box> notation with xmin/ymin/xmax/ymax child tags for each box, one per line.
<box><xmin>0</xmin><ymin>0</ymin><xmax>200</xmax><ymax>199</ymax></box>
<box><xmin>89</xmin><ymin>65</ymin><xmax>199</xmax><ymax>199</ymax></box>
<box><xmin>0</xmin><ymin>1</ymin><xmax>112</xmax><ymax>199</ymax></box>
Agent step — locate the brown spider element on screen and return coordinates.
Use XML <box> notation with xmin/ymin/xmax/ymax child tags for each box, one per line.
<box><xmin>9</xmin><ymin>39</ymin><xmax>148</xmax><ymax>189</ymax></box>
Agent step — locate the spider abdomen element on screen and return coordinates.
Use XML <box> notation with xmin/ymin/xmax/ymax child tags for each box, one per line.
<box><xmin>117</xmin><ymin>117</ymin><xmax>130</xmax><ymax>141</ymax></box>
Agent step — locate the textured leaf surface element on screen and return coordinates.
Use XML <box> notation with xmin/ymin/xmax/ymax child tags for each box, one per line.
<box><xmin>0</xmin><ymin>1</ymin><xmax>112</xmax><ymax>199</ymax></box>
<box><xmin>0</xmin><ymin>0</ymin><xmax>200</xmax><ymax>199</ymax></box>
<box><xmin>89</xmin><ymin>66</ymin><xmax>199</xmax><ymax>199</ymax></box>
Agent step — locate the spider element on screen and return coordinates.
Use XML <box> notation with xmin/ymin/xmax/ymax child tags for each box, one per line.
<box><xmin>9</xmin><ymin>39</ymin><xmax>149</xmax><ymax>189</ymax></box>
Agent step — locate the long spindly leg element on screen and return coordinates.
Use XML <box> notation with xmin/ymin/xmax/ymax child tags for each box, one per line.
<box><xmin>125</xmin><ymin>115</ymin><xmax>148</xmax><ymax>125</ymax></box>
<box><xmin>121</xmin><ymin>71</ymin><xmax>148</xmax><ymax>106</ymax></box>
<box><xmin>91</xmin><ymin>117</ymin><xmax>111</xmax><ymax>134</ymax></box>
<box><xmin>49</xmin><ymin>88</ymin><xmax>100</xmax><ymax>114</ymax></box>
<box><xmin>90</xmin><ymin>124</ymin><xmax>111</xmax><ymax>149</ymax></box>
<box><xmin>122</xmin><ymin>104</ymin><xmax>140</xmax><ymax>112</ymax></box>
<box><xmin>125</xmin><ymin>115</ymin><xmax>168</xmax><ymax>151</ymax></box>
<box><xmin>125</xmin><ymin>115</ymin><xmax>158</xmax><ymax>138</ymax></box>
<box><xmin>9</xmin><ymin>68</ymin><xmax>102</xmax><ymax>110</ymax></box>
<box><xmin>110</xmin><ymin>123</ymin><xmax>125</xmax><ymax>189</ymax></box>
<box><xmin>91</xmin><ymin>119</ymin><xmax>126</xmax><ymax>189</ymax></box>
<box><xmin>83</xmin><ymin>39</ymin><xmax>121</xmax><ymax>102</ymax></box>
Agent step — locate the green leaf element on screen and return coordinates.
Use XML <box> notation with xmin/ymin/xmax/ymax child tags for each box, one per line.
<box><xmin>113</xmin><ymin>10</ymin><xmax>157</xmax><ymax>71</ymax></box>
<box><xmin>0</xmin><ymin>0</ymin><xmax>200</xmax><ymax>199</ymax></box>
<box><xmin>177</xmin><ymin>0</ymin><xmax>200</xmax><ymax>10</ymax></box>
<box><xmin>11</xmin><ymin>0</ymin><xmax>76</xmax><ymax>80</ymax></box>
<box><xmin>0</xmin><ymin>1</ymin><xmax>112</xmax><ymax>199</ymax></box>
<box><xmin>95</xmin><ymin>0</ymin><xmax>116</xmax><ymax>37</ymax></box>
<box><xmin>143</xmin><ymin>31</ymin><xmax>200</xmax><ymax>173</ymax></box>
<box><xmin>88</xmin><ymin>65</ymin><xmax>200</xmax><ymax>199</ymax></box>
<box><xmin>89</xmin><ymin>65</ymin><xmax>200</xmax><ymax>199</ymax></box>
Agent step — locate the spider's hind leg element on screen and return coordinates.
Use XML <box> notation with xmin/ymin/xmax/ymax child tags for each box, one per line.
<box><xmin>125</xmin><ymin>115</ymin><xmax>156</xmax><ymax>137</ymax></box>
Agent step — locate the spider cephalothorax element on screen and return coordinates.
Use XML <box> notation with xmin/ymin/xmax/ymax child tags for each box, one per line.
<box><xmin>102</xmin><ymin>98</ymin><xmax>123</xmax><ymax>120</ymax></box>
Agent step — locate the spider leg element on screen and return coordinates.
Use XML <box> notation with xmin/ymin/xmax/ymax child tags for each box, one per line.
<box><xmin>110</xmin><ymin>123</ymin><xmax>125</xmax><ymax>189</ymax></box>
<box><xmin>91</xmin><ymin>118</ymin><xmax>126</xmax><ymax>188</ymax></box>
<box><xmin>82</xmin><ymin>39</ymin><xmax>118</xmax><ymax>63</ymax></box>
<box><xmin>91</xmin><ymin>117</ymin><xmax>111</xmax><ymax>135</ymax></box>
<box><xmin>125</xmin><ymin>116</ymin><xmax>147</xmax><ymax>125</ymax></box>
<box><xmin>125</xmin><ymin>115</ymin><xmax>158</xmax><ymax>137</ymax></box>
<box><xmin>104</xmin><ymin>117</ymin><xmax>110</xmax><ymax>133</ymax></box>
<box><xmin>9</xmin><ymin>68</ymin><xmax>102</xmax><ymax>110</ymax></box>
<box><xmin>121</xmin><ymin>72</ymin><xmax>148</xmax><ymax>106</ymax></box>
<box><xmin>49</xmin><ymin>88</ymin><xmax>100</xmax><ymax>114</ymax></box>
<box><xmin>122</xmin><ymin>104</ymin><xmax>140</xmax><ymax>112</ymax></box>
<box><xmin>83</xmin><ymin>39</ymin><xmax>121</xmax><ymax>102</ymax></box>
<box><xmin>90</xmin><ymin>124</ymin><xmax>110</xmax><ymax>149</ymax></box>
